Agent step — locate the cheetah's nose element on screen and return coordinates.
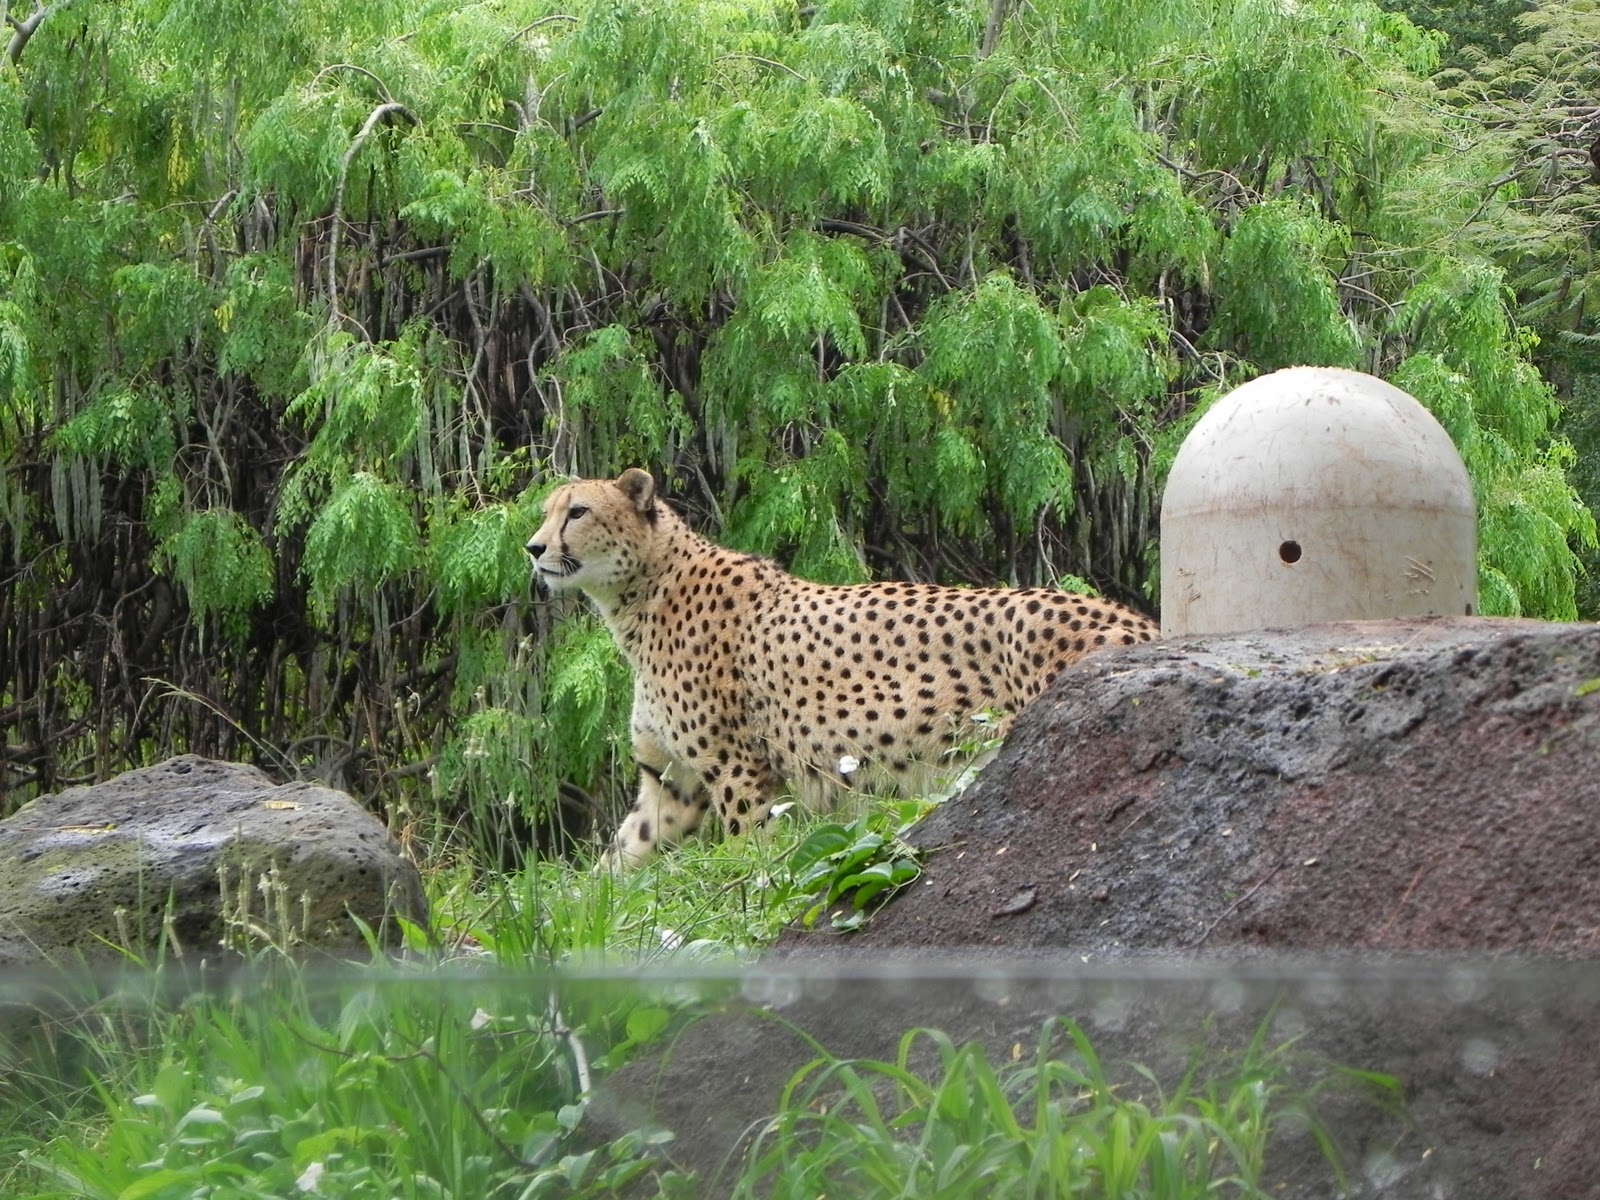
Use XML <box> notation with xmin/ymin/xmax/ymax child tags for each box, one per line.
<box><xmin>525</xmin><ymin>540</ymin><xmax>545</xmax><ymax>559</ymax></box>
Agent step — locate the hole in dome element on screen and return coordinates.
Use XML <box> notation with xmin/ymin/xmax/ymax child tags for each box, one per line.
<box><xmin>1278</xmin><ymin>540</ymin><xmax>1303</xmax><ymax>565</ymax></box>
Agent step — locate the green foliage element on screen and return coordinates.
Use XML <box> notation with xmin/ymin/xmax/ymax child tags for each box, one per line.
<box><xmin>54</xmin><ymin>385</ymin><xmax>181</xmax><ymax>474</ymax></box>
<box><xmin>284</xmin><ymin>327</ymin><xmax>429</xmax><ymax>495</ymax></box>
<box><xmin>1210</xmin><ymin>202</ymin><xmax>1361</xmax><ymax>372</ymax></box>
<box><xmin>1</xmin><ymin>0</ymin><xmax>1594</xmax><ymax>818</ymax></box>
<box><xmin>435</xmin><ymin>704</ymin><xmax>548</xmax><ymax>828</ymax></box>
<box><xmin>549</xmin><ymin>324</ymin><xmax>692</xmax><ymax>476</ymax></box>
<box><xmin>790</xmin><ymin>813</ymin><xmax>922</xmax><ymax>931</ymax></box>
<box><xmin>1393</xmin><ymin>262</ymin><xmax>1598</xmax><ymax>617</ymax></box>
<box><xmin>216</xmin><ymin>255</ymin><xmax>313</xmax><ymax>398</ymax></box>
<box><xmin>111</xmin><ymin>262</ymin><xmax>213</xmax><ymax>370</ymax></box>
<box><xmin>1414</xmin><ymin>0</ymin><xmax>1600</xmax><ymax>616</ymax></box>
<box><xmin>431</xmin><ymin>496</ymin><xmax>539</xmax><ymax>619</ymax></box>
<box><xmin>9</xmin><ymin>966</ymin><xmax>662</xmax><ymax>1200</ymax></box>
<box><xmin>542</xmin><ymin>617</ymin><xmax>635</xmax><ymax>786</ymax></box>
<box><xmin>302</xmin><ymin>472</ymin><xmax>421</xmax><ymax>619</ymax></box>
<box><xmin>156</xmin><ymin>506</ymin><xmax>276</xmax><ymax>628</ymax></box>
<box><xmin>727</xmin><ymin>431</ymin><xmax>869</xmax><ymax>581</ymax></box>
<box><xmin>734</xmin><ymin>1014</ymin><xmax>1378</xmax><ymax>1199</ymax></box>
<box><xmin>1381</xmin><ymin>0</ymin><xmax>1532</xmax><ymax>70</ymax></box>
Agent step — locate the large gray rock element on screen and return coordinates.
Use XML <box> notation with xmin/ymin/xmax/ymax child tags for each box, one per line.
<box><xmin>0</xmin><ymin>756</ymin><xmax>427</xmax><ymax>965</ymax></box>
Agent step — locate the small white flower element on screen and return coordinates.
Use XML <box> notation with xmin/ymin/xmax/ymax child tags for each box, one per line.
<box><xmin>769</xmin><ymin>801</ymin><xmax>795</xmax><ymax>818</ymax></box>
<box><xmin>970</xmin><ymin>712</ymin><xmax>996</xmax><ymax>726</ymax></box>
<box><xmin>296</xmin><ymin>1162</ymin><xmax>324</xmax><ymax>1193</ymax></box>
<box><xmin>837</xmin><ymin>755</ymin><xmax>860</xmax><ymax>776</ymax></box>
<box><xmin>659</xmin><ymin>926</ymin><xmax>684</xmax><ymax>950</ymax></box>
<box><xmin>470</xmin><ymin>1008</ymin><xmax>494</xmax><ymax>1031</ymax></box>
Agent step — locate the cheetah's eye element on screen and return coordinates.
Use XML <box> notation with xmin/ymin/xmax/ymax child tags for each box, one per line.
<box><xmin>567</xmin><ymin>504</ymin><xmax>590</xmax><ymax>521</ymax></box>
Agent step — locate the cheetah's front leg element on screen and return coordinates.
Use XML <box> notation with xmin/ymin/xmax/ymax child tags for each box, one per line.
<box><xmin>604</xmin><ymin>729</ymin><xmax>708</xmax><ymax>869</ymax></box>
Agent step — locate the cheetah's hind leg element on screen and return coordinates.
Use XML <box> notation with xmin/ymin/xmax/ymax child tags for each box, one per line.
<box><xmin>602</xmin><ymin>742</ymin><xmax>708</xmax><ymax>870</ymax></box>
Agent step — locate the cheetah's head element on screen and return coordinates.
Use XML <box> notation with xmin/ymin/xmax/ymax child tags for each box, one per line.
<box><xmin>525</xmin><ymin>468</ymin><xmax>661</xmax><ymax>598</ymax></box>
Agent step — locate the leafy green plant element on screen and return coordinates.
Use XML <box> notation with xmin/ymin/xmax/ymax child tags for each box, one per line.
<box><xmin>732</xmin><ymin>1015</ymin><xmax>1388</xmax><ymax>1200</ymax></box>
<box><xmin>423</xmin><ymin>794</ymin><xmax>886</xmax><ymax>974</ymax></box>
<box><xmin>155</xmin><ymin>506</ymin><xmax>276</xmax><ymax>634</ymax></box>
<box><xmin>789</xmin><ymin>812</ymin><xmax>923</xmax><ymax>932</ymax></box>
<box><xmin>8</xmin><ymin>964</ymin><xmax>669</xmax><ymax>1200</ymax></box>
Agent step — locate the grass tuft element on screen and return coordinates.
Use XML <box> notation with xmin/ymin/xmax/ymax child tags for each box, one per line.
<box><xmin>731</xmin><ymin>1014</ymin><xmax>1366</xmax><ymax>1200</ymax></box>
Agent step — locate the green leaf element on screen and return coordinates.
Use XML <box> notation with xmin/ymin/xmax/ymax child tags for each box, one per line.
<box><xmin>789</xmin><ymin>823</ymin><xmax>855</xmax><ymax>875</ymax></box>
<box><xmin>625</xmin><ymin>1005</ymin><xmax>670</xmax><ymax>1045</ymax></box>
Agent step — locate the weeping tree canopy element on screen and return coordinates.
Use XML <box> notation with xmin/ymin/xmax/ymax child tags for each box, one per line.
<box><xmin>0</xmin><ymin>0</ymin><xmax>1591</xmax><ymax>835</ymax></box>
<box><xmin>1410</xmin><ymin>0</ymin><xmax>1600</xmax><ymax>612</ymax></box>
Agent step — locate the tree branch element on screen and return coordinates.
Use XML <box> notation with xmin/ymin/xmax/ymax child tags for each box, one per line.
<box><xmin>310</xmin><ymin>63</ymin><xmax>396</xmax><ymax>104</ymax></box>
<box><xmin>718</xmin><ymin>52</ymin><xmax>806</xmax><ymax>80</ymax></box>
<box><xmin>980</xmin><ymin>0</ymin><xmax>1009</xmax><ymax>59</ymax></box>
<box><xmin>504</xmin><ymin>12</ymin><xmax>578</xmax><ymax>48</ymax></box>
<box><xmin>198</xmin><ymin>188</ymin><xmax>238</xmax><ymax>280</ymax></box>
<box><xmin>328</xmin><ymin>102</ymin><xmax>418</xmax><ymax>323</ymax></box>
<box><xmin>6</xmin><ymin>0</ymin><xmax>69</xmax><ymax>68</ymax></box>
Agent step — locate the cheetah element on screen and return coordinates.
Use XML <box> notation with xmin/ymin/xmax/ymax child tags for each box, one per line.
<box><xmin>526</xmin><ymin>469</ymin><xmax>1157</xmax><ymax>866</ymax></box>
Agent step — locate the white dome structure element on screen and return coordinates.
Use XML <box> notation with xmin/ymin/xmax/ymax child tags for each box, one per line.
<box><xmin>1160</xmin><ymin>366</ymin><xmax>1477</xmax><ymax>637</ymax></box>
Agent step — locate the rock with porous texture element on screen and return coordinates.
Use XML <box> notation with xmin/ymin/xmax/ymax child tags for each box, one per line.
<box><xmin>805</xmin><ymin>616</ymin><xmax>1600</xmax><ymax>958</ymax></box>
<box><xmin>0</xmin><ymin>756</ymin><xmax>427</xmax><ymax>965</ymax></box>
<box><xmin>757</xmin><ymin>616</ymin><xmax>1600</xmax><ymax>1200</ymax></box>
<box><xmin>591</xmin><ymin>618</ymin><xmax>1600</xmax><ymax>1198</ymax></box>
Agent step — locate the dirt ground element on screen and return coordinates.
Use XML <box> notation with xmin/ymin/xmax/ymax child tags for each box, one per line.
<box><xmin>595</xmin><ymin>618</ymin><xmax>1600</xmax><ymax>1198</ymax></box>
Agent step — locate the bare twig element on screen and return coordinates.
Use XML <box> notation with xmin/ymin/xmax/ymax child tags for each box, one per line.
<box><xmin>379</xmin><ymin>245</ymin><xmax>450</xmax><ymax>268</ymax></box>
<box><xmin>548</xmin><ymin>993</ymin><xmax>592</xmax><ymax>1097</ymax></box>
<box><xmin>1191</xmin><ymin>862</ymin><xmax>1284</xmax><ymax>947</ymax></box>
<box><xmin>309</xmin><ymin>63</ymin><xmax>395</xmax><ymax>104</ymax></box>
<box><xmin>1375</xmin><ymin>858</ymin><xmax>1436</xmax><ymax>941</ymax></box>
<box><xmin>198</xmin><ymin>188</ymin><xmax>237</xmax><ymax>279</ymax></box>
<box><xmin>456</xmin><ymin>119</ymin><xmax>520</xmax><ymax>138</ymax></box>
<box><xmin>504</xmin><ymin>12</ymin><xmax>578</xmax><ymax>47</ymax></box>
<box><xmin>817</xmin><ymin>217</ymin><xmax>885</xmax><ymax>242</ymax></box>
<box><xmin>460</xmin><ymin>271</ymin><xmax>491</xmax><ymax>503</ymax></box>
<box><xmin>718</xmin><ymin>52</ymin><xmax>806</xmax><ymax>80</ymax></box>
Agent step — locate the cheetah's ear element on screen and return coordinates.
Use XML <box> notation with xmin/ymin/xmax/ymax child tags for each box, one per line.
<box><xmin>615</xmin><ymin>468</ymin><xmax>657</xmax><ymax>517</ymax></box>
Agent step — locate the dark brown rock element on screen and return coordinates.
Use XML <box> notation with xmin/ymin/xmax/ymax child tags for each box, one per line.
<box><xmin>793</xmin><ymin>620</ymin><xmax>1600</xmax><ymax>960</ymax></box>
<box><xmin>763</xmin><ymin>617</ymin><xmax>1600</xmax><ymax>1200</ymax></box>
<box><xmin>791</xmin><ymin>617</ymin><xmax>1600</xmax><ymax>957</ymax></box>
<box><xmin>599</xmin><ymin>619</ymin><xmax>1600</xmax><ymax>1198</ymax></box>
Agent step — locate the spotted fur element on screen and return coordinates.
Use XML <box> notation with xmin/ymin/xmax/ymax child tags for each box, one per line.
<box><xmin>526</xmin><ymin>469</ymin><xmax>1157</xmax><ymax>866</ymax></box>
